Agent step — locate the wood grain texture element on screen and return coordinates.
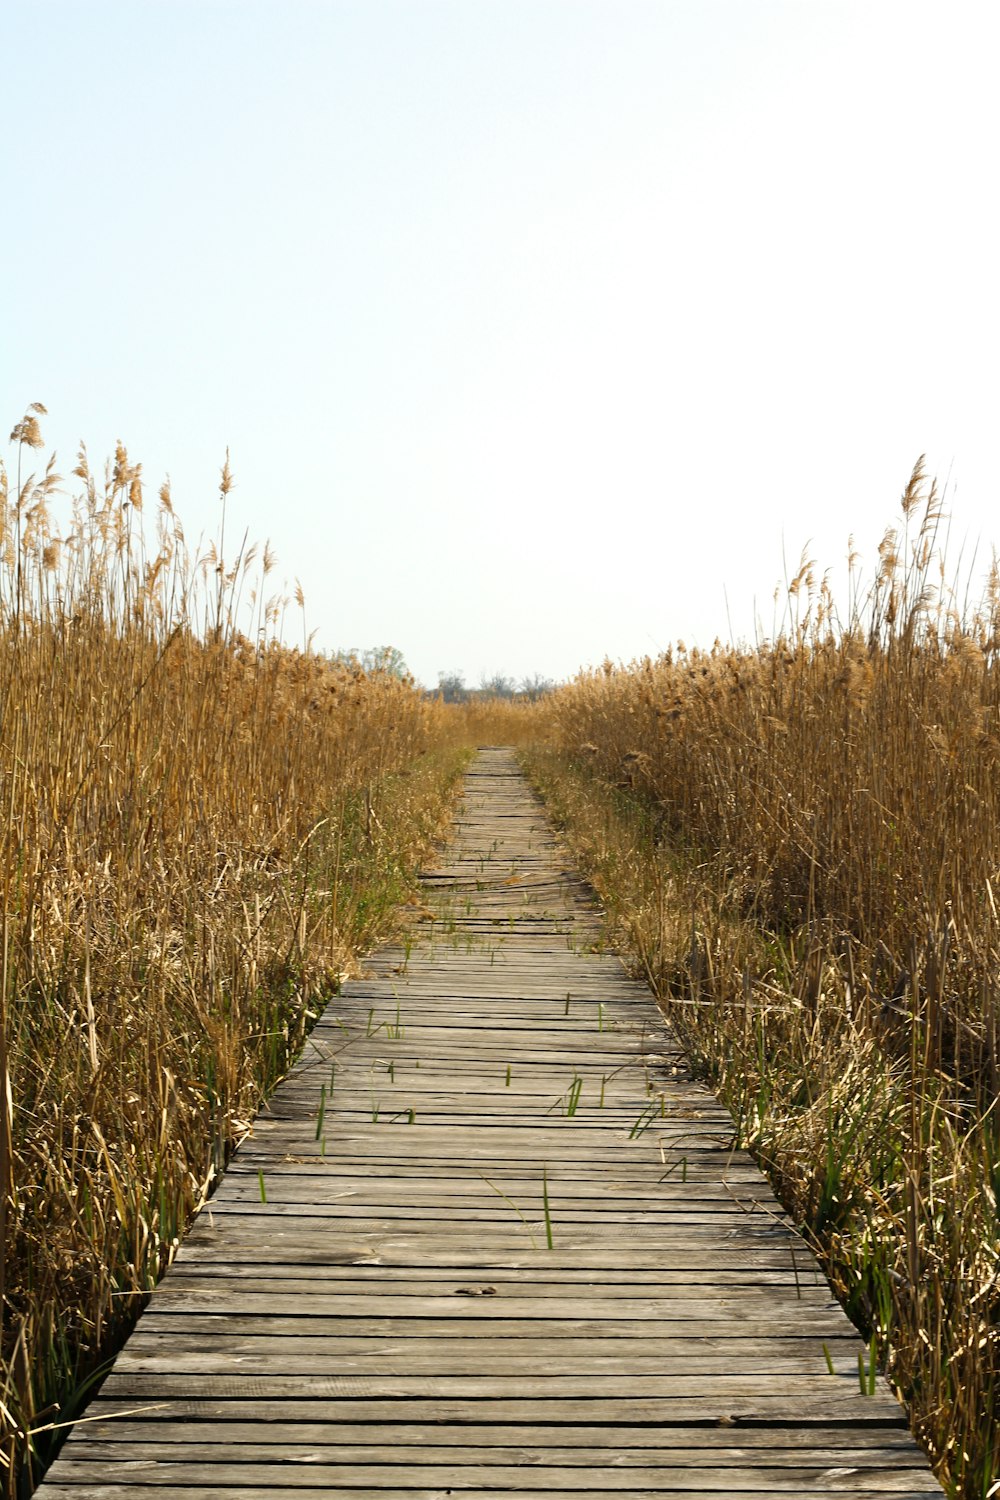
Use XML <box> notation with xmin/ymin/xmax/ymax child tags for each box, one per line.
<box><xmin>34</xmin><ymin>749</ymin><xmax>941</xmax><ymax>1496</ymax></box>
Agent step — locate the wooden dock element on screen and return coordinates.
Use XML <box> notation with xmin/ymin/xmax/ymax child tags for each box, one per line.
<box><xmin>36</xmin><ymin>748</ymin><xmax>942</xmax><ymax>1497</ymax></box>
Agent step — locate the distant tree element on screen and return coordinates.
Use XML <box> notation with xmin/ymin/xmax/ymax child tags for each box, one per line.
<box><xmin>519</xmin><ymin>674</ymin><xmax>556</xmax><ymax>700</ymax></box>
<box><xmin>480</xmin><ymin>673</ymin><xmax>517</xmax><ymax>699</ymax></box>
<box><xmin>333</xmin><ymin>645</ymin><xmax>410</xmax><ymax>679</ymax></box>
<box><xmin>437</xmin><ymin>671</ymin><xmax>468</xmax><ymax>703</ymax></box>
<box><xmin>360</xmin><ymin>645</ymin><xmax>409</xmax><ymax>679</ymax></box>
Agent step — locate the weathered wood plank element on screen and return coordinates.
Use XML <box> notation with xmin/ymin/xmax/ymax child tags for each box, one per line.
<box><xmin>55</xmin><ymin>1444</ymin><xmax>934</xmax><ymax>1474</ymax></box>
<box><xmin>30</xmin><ymin>1487</ymin><xmax>949</xmax><ymax>1499</ymax></box>
<box><xmin>63</xmin><ymin>1423</ymin><xmax>933</xmax><ymax>1456</ymax></box>
<box><xmin>136</xmin><ymin>1292</ymin><xmax>850</xmax><ymax>1320</ymax></box>
<box><xmin>38</xmin><ymin>1461</ymin><xmax>945</xmax><ymax>1493</ymax></box>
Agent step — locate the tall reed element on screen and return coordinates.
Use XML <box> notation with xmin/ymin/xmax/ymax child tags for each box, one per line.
<box><xmin>530</xmin><ymin>462</ymin><xmax>1000</xmax><ymax>1495</ymax></box>
<box><xmin>0</xmin><ymin>410</ymin><xmax>465</xmax><ymax>1493</ymax></box>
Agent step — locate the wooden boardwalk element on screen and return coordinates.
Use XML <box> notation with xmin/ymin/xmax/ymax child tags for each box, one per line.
<box><xmin>36</xmin><ymin>748</ymin><xmax>942</xmax><ymax>1497</ymax></box>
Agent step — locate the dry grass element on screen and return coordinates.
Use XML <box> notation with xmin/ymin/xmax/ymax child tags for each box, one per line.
<box><xmin>0</xmin><ymin>411</ymin><xmax>471</xmax><ymax>1493</ymax></box>
<box><xmin>438</xmin><ymin>696</ymin><xmax>543</xmax><ymax>746</ymax></box>
<box><xmin>525</xmin><ymin>462</ymin><xmax>1000</xmax><ymax>1497</ymax></box>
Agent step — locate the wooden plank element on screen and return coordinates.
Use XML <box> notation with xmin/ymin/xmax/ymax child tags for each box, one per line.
<box><xmin>65</xmin><ymin>1423</ymin><xmax>932</xmax><ymax>1455</ymax></box>
<box><xmin>149</xmin><ymin>1273</ymin><xmax>815</xmax><ymax>1292</ymax></box>
<box><xmin>57</xmin><ymin>1442</ymin><xmax>934</xmax><ymax>1472</ymax></box>
<box><xmin>77</xmin><ymin>1394</ymin><xmax>910</xmax><ymax>1425</ymax></box>
<box><xmin>82</xmin><ymin>1368</ymin><xmax>909</xmax><ymax>1419</ymax></box>
<box><xmin>107</xmin><ymin>1353</ymin><xmax>866</xmax><ymax>1379</ymax></box>
<box><xmin>33</xmin><ymin>748</ymin><xmax>939</xmax><ymax>1496</ymax></box>
<box><xmin>38</xmin><ymin>1460</ymin><xmax>945</xmax><ymax>1493</ymax></box>
<box><xmin>30</xmin><ymin>1486</ymin><xmax>948</xmax><ymax>1499</ymax></box>
<box><xmin>137</xmin><ymin>1292</ymin><xmax>850</xmax><ymax>1320</ymax></box>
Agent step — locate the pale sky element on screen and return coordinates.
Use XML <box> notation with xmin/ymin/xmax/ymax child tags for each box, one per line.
<box><xmin>4</xmin><ymin>1</ymin><xmax>998</xmax><ymax>687</ymax></box>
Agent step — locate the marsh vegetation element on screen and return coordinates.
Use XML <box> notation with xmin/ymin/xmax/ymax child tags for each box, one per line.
<box><xmin>526</xmin><ymin>462</ymin><xmax>1000</xmax><ymax>1496</ymax></box>
<box><xmin>4</xmin><ymin>425</ymin><xmax>997</xmax><ymax>1497</ymax></box>
<box><xmin>0</xmin><ymin>410</ymin><xmax>497</xmax><ymax>1492</ymax></box>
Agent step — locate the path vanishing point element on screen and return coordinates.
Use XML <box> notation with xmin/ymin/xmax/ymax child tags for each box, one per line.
<box><xmin>37</xmin><ymin>748</ymin><xmax>943</xmax><ymax>1497</ymax></box>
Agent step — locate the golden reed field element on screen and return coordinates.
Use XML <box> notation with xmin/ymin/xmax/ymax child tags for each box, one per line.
<box><xmin>527</xmin><ymin>462</ymin><xmax>1000</xmax><ymax>1496</ymax></box>
<box><xmin>3</xmin><ymin>417</ymin><xmax>999</xmax><ymax>1498</ymax></box>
